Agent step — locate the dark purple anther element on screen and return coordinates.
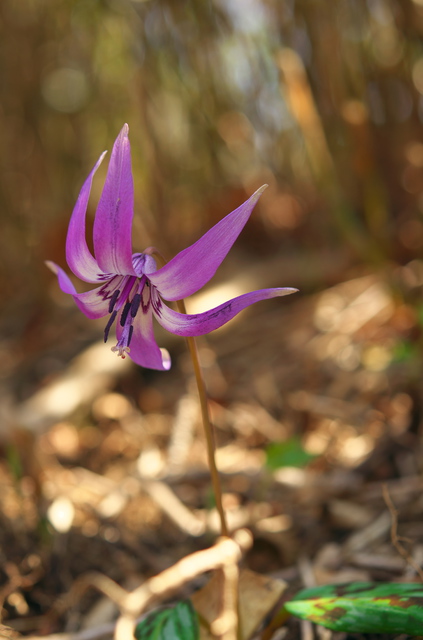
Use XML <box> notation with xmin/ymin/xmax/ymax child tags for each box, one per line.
<box><xmin>108</xmin><ymin>289</ymin><xmax>120</xmax><ymax>313</ymax></box>
<box><xmin>104</xmin><ymin>310</ymin><xmax>117</xmax><ymax>342</ymax></box>
<box><xmin>131</xmin><ymin>293</ymin><xmax>141</xmax><ymax>317</ymax></box>
<box><xmin>120</xmin><ymin>301</ymin><xmax>132</xmax><ymax>326</ymax></box>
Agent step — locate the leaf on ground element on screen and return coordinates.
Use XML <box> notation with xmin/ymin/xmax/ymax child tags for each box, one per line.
<box><xmin>283</xmin><ymin>582</ymin><xmax>423</xmax><ymax>634</ymax></box>
<box><xmin>191</xmin><ymin>568</ymin><xmax>287</xmax><ymax>640</ymax></box>
<box><xmin>0</xmin><ymin>624</ymin><xmax>21</xmax><ymax>640</ymax></box>
<box><xmin>265</xmin><ymin>437</ymin><xmax>315</xmax><ymax>470</ymax></box>
<box><xmin>135</xmin><ymin>600</ymin><xmax>199</xmax><ymax>640</ymax></box>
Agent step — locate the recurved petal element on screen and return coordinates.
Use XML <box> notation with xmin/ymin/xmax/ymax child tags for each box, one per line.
<box><xmin>66</xmin><ymin>151</ymin><xmax>108</xmax><ymax>283</ymax></box>
<box><xmin>147</xmin><ymin>186</ymin><xmax>268</xmax><ymax>301</ymax></box>
<box><xmin>46</xmin><ymin>261</ymin><xmax>113</xmax><ymax>319</ymax></box>
<box><xmin>117</xmin><ymin>305</ymin><xmax>171</xmax><ymax>370</ymax></box>
<box><xmin>153</xmin><ymin>287</ymin><xmax>298</xmax><ymax>336</ymax></box>
<box><xmin>93</xmin><ymin>124</ymin><xmax>136</xmax><ymax>276</ymax></box>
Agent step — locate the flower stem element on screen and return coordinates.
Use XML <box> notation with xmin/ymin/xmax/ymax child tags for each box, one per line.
<box><xmin>148</xmin><ymin>249</ymin><xmax>228</xmax><ymax>538</ymax></box>
<box><xmin>176</xmin><ymin>299</ymin><xmax>228</xmax><ymax>537</ymax></box>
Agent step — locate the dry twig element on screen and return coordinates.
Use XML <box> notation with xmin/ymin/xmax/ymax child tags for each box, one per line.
<box><xmin>26</xmin><ymin>530</ymin><xmax>252</xmax><ymax>640</ymax></box>
<box><xmin>114</xmin><ymin>529</ymin><xmax>252</xmax><ymax>640</ymax></box>
<box><xmin>382</xmin><ymin>484</ymin><xmax>423</xmax><ymax>582</ymax></box>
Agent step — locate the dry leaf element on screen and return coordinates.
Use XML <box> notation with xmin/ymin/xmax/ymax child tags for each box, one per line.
<box><xmin>0</xmin><ymin>625</ymin><xmax>21</xmax><ymax>640</ymax></box>
<box><xmin>191</xmin><ymin>568</ymin><xmax>287</xmax><ymax>640</ymax></box>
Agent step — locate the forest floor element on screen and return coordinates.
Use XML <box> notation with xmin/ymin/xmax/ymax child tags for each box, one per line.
<box><xmin>1</xmin><ymin>260</ymin><xmax>423</xmax><ymax>640</ymax></box>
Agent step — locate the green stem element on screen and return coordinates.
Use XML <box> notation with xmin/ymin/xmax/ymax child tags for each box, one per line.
<box><xmin>176</xmin><ymin>299</ymin><xmax>228</xmax><ymax>538</ymax></box>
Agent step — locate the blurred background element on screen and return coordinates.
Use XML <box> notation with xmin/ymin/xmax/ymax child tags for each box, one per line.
<box><xmin>1</xmin><ymin>0</ymin><xmax>423</xmax><ymax>635</ymax></box>
<box><xmin>2</xmin><ymin>0</ymin><xmax>423</xmax><ymax>378</ymax></box>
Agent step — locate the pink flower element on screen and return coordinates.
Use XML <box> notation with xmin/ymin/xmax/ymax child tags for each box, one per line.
<box><xmin>47</xmin><ymin>125</ymin><xmax>297</xmax><ymax>370</ymax></box>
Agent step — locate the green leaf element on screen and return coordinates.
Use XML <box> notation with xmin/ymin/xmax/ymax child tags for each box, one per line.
<box><xmin>265</xmin><ymin>437</ymin><xmax>315</xmax><ymax>470</ymax></box>
<box><xmin>417</xmin><ymin>303</ymin><xmax>423</xmax><ymax>329</ymax></box>
<box><xmin>135</xmin><ymin>600</ymin><xmax>199</xmax><ymax>640</ymax></box>
<box><xmin>392</xmin><ymin>339</ymin><xmax>417</xmax><ymax>363</ymax></box>
<box><xmin>283</xmin><ymin>582</ymin><xmax>423</xmax><ymax>634</ymax></box>
<box><xmin>6</xmin><ymin>444</ymin><xmax>23</xmax><ymax>480</ymax></box>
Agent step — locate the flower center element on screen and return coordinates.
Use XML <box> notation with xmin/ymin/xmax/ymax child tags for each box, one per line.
<box><xmin>105</xmin><ymin>276</ymin><xmax>150</xmax><ymax>358</ymax></box>
<box><xmin>101</xmin><ymin>252</ymin><xmax>156</xmax><ymax>358</ymax></box>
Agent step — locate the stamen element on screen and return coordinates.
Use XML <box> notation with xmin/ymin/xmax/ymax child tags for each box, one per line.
<box><xmin>131</xmin><ymin>294</ymin><xmax>141</xmax><ymax>317</ymax></box>
<box><xmin>108</xmin><ymin>289</ymin><xmax>120</xmax><ymax>313</ymax></box>
<box><xmin>127</xmin><ymin>325</ymin><xmax>134</xmax><ymax>347</ymax></box>
<box><xmin>104</xmin><ymin>310</ymin><xmax>117</xmax><ymax>342</ymax></box>
<box><xmin>120</xmin><ymin>301</ymin><xmax>132</xmax><ymax>327</ymax></box>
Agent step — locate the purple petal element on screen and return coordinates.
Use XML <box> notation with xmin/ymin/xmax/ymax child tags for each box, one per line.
<box><xmin>152</xmin><ymin>287</ymin><xmax>298</xmax><ymax>336</ymax></box>
<box><xmin>46</xmin><ymin>261</ymin><xmax>116</xmax><ymax>319</ymax></box>
<box><xmin>116</xmin><ymin>306</ymin><xmax>171</xmax><ymax>371</ymax></box>
<box><xmin>147</xmin><ymin>186</ymin><xmax>268</xmax><ymax>301</ymax></box>
<box><xmin>66</xmin><ymin>151</ymin><xmax>108</xmax><ymax>283</ymax></box>
<box><xmin>93</xmin><ymin>124</ymin><xmax>136</xmax><ymax>276</ymax></box>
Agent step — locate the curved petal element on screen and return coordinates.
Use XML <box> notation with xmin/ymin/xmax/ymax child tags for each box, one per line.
<box><xmin>152</xmin><ymin>286</ymin><xmax>298</xmax><ymax>336</ymax></box>
<box><xmin>93</xmin><ymin>124</ymin><xmax>136</xmax><ymax>276</ymax></box>
<box><xmin>46</xmin><ymin>261</ymin><xmax>116</xmax><ymax>319</ymax></box>
<box><xmin>66</xmin><ymin>151</ymin><xmax>108</xmax><ymax>283</ymax></box>
<box><xmin>116</xmin><ymin>305</ymin><xmax>171</xmax><ymax>371</ymax></box>
<box><xmin>147</xmin><ymin>186</ymin><xmax>268</xmax><ymax>301</ymax></box>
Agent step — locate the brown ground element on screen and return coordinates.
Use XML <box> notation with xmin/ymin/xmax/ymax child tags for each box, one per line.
<box><xmin>1</xmin><ymin>261</ymin><xmax>423</xmax><ymax>640</ymax></box>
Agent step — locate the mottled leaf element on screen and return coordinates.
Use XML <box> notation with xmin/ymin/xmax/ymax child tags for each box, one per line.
<box><xmin>135</xmin><ymin>600</ymin><xmax>199</xmax><ymax>640</ymax></box>
<box><xmin>284</xmin><ymin>582</ymin><xmax>423</xmax><ymax>634</ymax></box>
<box><xmin>265</xmin><ymin>437</ymin><xmax>315</xmax><ymax>470</ymax></box>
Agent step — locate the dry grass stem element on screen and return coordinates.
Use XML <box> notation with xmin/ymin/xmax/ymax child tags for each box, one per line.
<box><xmin>382</xmin><ymin>484</ymin><xmax>423</xmax><ymax>582</ymax></box>
<box><xmin>143</xmin><ymin>479</ymin><xmax>205</xmax><ymax>536</ymax></box>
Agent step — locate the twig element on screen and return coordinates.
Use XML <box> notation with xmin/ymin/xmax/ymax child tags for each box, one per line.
<box><xmin>51</xmin><ymin>574</ymin><xmax>129</xmax><ymax>621</ymax></box>
<box><xmin>26</xmin><ymin>531</ymin><xmax>252</xmax><ymax>640</ymax></box>
<box><xmin>0</xmin><ymin>562</ymin><xmax>44</xmax><ymax>617</ymax></box>
<box><xmin>382</xmin><ymin>484</ymin><xmax>423</xmax><ymax>582</ymax></box>
<box><xmin>114</xmin><ymin>529</ymin><xmax>252</xmax><ymax>640</ymax></box>
<box><xmin>298</xmin><ymin>557</ymin><xmax>315</xmax><ymax>640</ymax></box>
<box><xmin>210</xmin><ymin>563</ymin><xmax>239</xmax><ymax>640</ymax></box>
<box><xmin>143</xmin><ymin>479</ymin><xmax>205</xmax><ymax>536</ymax></box>
<box><xmin>24</xmin><ymin>622</ymin><xmax>116</xmax><ymax>640</ymax></box>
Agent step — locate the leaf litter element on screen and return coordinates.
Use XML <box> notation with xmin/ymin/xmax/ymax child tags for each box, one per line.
<box><xmin>1</xmin><ymin>266</ymin><xmax>423</xmax><ymax>640</ymax></box>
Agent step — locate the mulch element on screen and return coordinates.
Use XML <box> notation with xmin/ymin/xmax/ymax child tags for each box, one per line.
<box><xmin>1</xmin><ymin>264</ymin><xmax>422</xmax><ymax>640</ymax></box>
